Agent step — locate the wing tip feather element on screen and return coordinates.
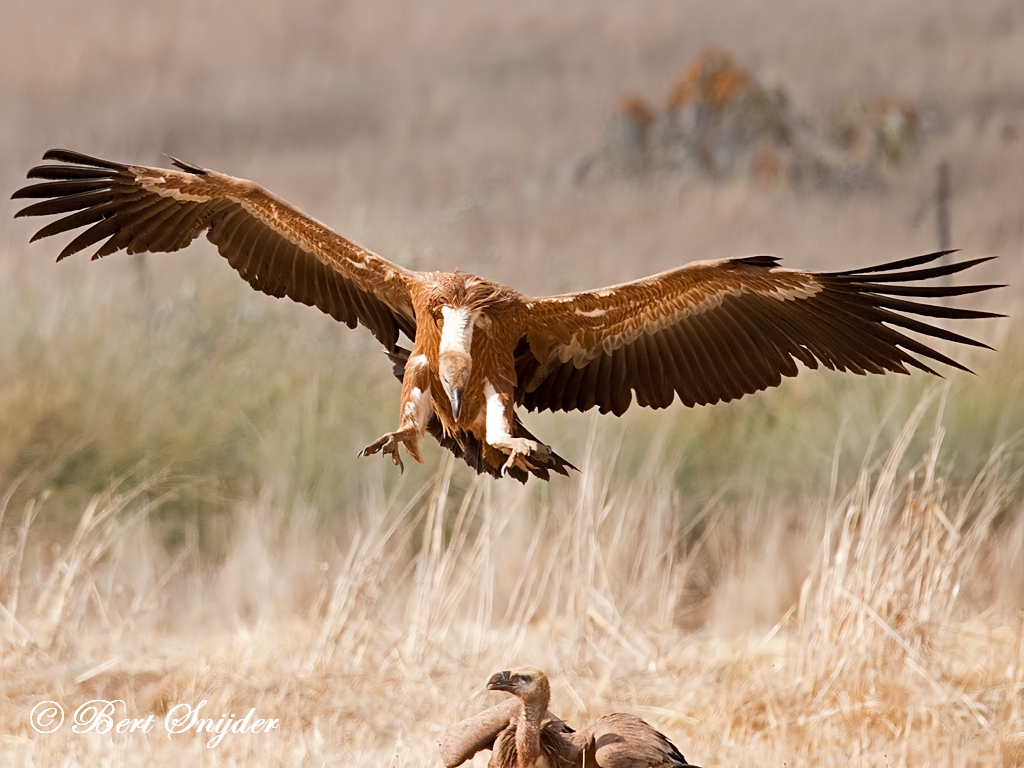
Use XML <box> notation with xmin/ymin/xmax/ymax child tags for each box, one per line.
<box><xmin>40</xmin><ymin>148</ymin><xmax>127</xmax><ymax>171</ymax></box>
<box><xmin>834</xmin><ymin>249</ymin><xmax>964</xmax><ymax>276</ymax></box>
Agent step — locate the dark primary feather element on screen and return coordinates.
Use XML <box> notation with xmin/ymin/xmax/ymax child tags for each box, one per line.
<box><xmin>849</xmin><ymin>255</ymin><xmax>992</xmax><ymax>284</ymax></box>
<box><xmin>41</xmin><ymin>148</ymin><xmax>128</xmax><ymax>170</ymax></box>
<box><xmin>25</xmin><ymin>164</ymin><xmax>114</xmax><ymax>181</ymax></box>
<box><xmin>11</xmin><ymin>179</ymin><xmax>112</xmax><ymax>198</ymax></box>
<box><xmin>833</xmin><ymin>249</ymin><xmax>959</xmax><ymax>275</ymax></box>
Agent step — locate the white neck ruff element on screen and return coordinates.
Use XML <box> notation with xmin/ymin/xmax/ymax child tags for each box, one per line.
<box><xmin>439</xmin><ymin>306</ymin><xmax>475</xmax><ymax>355</ymax></box>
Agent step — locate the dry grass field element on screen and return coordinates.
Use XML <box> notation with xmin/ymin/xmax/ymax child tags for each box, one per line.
<box><xmin>2</xmin><ymin>1</ymin><xmax>1024</xmax><ymax>766</ymax></box>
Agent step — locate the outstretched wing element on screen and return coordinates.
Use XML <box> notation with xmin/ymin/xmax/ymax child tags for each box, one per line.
<box><xmin>516</xmin><ymin>252</ymin><xmax>1001</xmax><ymax>416</ymax></box>
<box><xmin>13</xmin><ymin>149</ymin><xmax>417</xmax><ymax>349</ymax></box>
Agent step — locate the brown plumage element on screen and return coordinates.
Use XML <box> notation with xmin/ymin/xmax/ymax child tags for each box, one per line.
<box><xmin>440</xmin><ymin>668</ymin><xmax>696</xmax><ymax>768</ymax></box>
<box><xmin>441</xmin><ymin>699</ymin><xmax>524</xmax><ymax>768</ymax></box>
<box><xmin>13</xmin><ymin>149</ymin><xmax>1002</xmax><ymax>481</ymax></box>
<box><xmin>440</xmin><ymin>696</ymin><xmax>577</xmax><ymax>768</ymax></box>
<box><xmin>571</xmin><ymin>713</ymin><xmax>693</xmax><ymax>768</ymax></box>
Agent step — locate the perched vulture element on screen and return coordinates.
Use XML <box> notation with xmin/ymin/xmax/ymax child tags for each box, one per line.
<box><xmin>440</xmin><ymin>667</ymin><xmax>696</xmax><ymax>768</ymax></box>
<box><xmin>13</xmin><ymin>149</ymin><xmax>1001</xmax><ymax>481</ymax></box>
<box><xmin>440</xmin><ymin>695</ymin><xmax>577</xmax><ymax>768</ymax></box>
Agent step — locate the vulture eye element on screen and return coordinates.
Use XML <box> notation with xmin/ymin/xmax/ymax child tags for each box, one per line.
<box><xmin>520</xmin><ymin>674</ymin><xmax>532</xmax><ymax>684</ymax></box>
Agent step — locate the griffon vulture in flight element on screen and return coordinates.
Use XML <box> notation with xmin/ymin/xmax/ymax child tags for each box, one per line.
<box><xmin>440</xmin><ymin>667</ymin><xmax>697</xmax><ymax>768</ymax></box>
<box><xmin>13</xmin><ymin>149</ymin><xmax>1000</xmax><ymax>481</ymax></box>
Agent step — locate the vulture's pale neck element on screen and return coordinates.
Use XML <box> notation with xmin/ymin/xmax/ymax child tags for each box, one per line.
<box><xmin>514</xmin><ymin>686</ymin><xmax>550</xmax><ymax>768</ymax></box>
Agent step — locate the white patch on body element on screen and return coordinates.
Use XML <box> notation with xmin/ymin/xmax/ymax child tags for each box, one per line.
<box><xmin>484</xmin><ymin>381</ymin><xmax>513</xmax><ymax>444</ymax></box>
<box><xmin>440</xmin><ymin>306</ymin><xmax>475</xmax><ymax>355</ymax></box>
<box><xmin>408</xmin><ymin>354</ymin><xmax>428</xmax><ymax>369</ymax></box>
<box><xmin>575</xmin><ymin>307</ymin><xmax>607</xmax><ymax>317</ymax></box>
<box><xmin>403</xmin><ymin>386</ymin><xmax>433</xmax><ymax>431</ymax></box>
<box><xmin>557</xmin><ymin>335</ymin><xmax>586</xmax><ymax>365</ymax></box>
<box><xmin>143</xmin><ymin>180</ymin><xmax>210</xmax><ymax>203</ymax></box>
<box><xmin>762</xmin><ymin>281</ymin><xmax>822</xmax><ymax>300</ymax></box>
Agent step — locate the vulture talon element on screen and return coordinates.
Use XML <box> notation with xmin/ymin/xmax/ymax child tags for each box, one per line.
<box><xmin>360</xmin><ymin>430</ymin><xmax>411</xmax><ymax>474</ymax></box>
<box><xmin>500</xmin><ymin>437</ymin><xmax>538</xmax><ymax>476</ymax></box>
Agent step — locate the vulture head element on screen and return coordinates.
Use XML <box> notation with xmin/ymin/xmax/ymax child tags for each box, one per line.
<box><xmin>486</xmin><ymin>667</ymin><xmax>551</xmax><ymax>709</ymax></box>
<box><xmin>438</xmin><ymin>305</ymin><xmax>475</xmax><ymax>421</ymax></box>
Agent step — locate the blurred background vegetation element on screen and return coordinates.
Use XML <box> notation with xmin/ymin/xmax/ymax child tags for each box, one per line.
<box><xmin>1</xmin><ymin>0</ymin><xmax>1022</xmax><ymax>546</ymax></box>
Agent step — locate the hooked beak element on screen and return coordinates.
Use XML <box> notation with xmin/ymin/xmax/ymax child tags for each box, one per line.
<box><xmin>486</xmin><ymin>670</ymin><xmax>514</xmax><ymax>692</ymax></box>
<box><xmin>450</xmin><ymin>388</ymin><xmax>463</xmax><ymax>421</ymax></box>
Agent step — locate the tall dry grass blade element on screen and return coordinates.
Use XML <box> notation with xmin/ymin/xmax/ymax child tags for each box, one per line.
<box><xmin>4</xmin><ymin>498</ymin><xmax>37</xmax><ymax>627</ymax></box>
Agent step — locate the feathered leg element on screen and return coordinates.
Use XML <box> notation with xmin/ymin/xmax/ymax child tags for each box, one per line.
<box><xmin>483</xmin><ymin>380</ymin><xmax>553</xmax><ymax>476</ymax></box>
<box><xmin>359</xmin><ymin>353</ymin><xmax>433</xmax><ymax>473</ymax></box>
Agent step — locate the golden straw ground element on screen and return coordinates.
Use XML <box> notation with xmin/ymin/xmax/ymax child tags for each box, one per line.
<box><xmin>2</xmin><ymin>403</ymin><xmax>1023</xmax><ymax>766</ymax></box>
